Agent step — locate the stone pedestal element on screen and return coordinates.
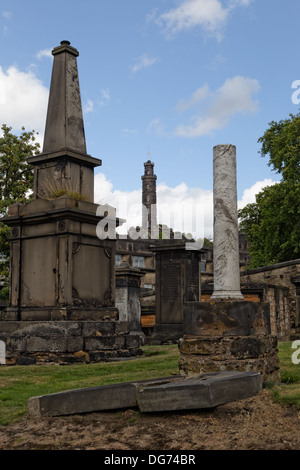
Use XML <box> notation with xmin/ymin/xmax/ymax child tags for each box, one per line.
<box><xmin>179</xmin><ymin>301</ymin><xmax>281</xmax><ymax>383</ymax></box>
<box><xmin>115</xmin><ymin>265</ymin><xmax>146</xmax><ymax>345</ymax></box>
<box><xmin>150</xmin><ymin>242</ymin><xmax>202</xmax><ymax>344</ymax></box>
<box><xmin>4</xmin><ymin>196</ymin><xmax>117</xmax><ymax>321</ymax></box>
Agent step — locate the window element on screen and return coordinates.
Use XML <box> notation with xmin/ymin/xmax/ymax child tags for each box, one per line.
<box><xmin>115</xmin><ymin>254</ymin><xmax>122</xmax><ymax>267</ymax></box>
<box><xmin>133</xmin><ymin>256</ymin><xmax>145</xmax><ymax>268</ymax></box>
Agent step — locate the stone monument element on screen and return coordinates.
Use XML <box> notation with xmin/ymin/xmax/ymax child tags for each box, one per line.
<box><xmin>150</xmin><ymin>241</ymin><xmax>202</xmax><ymax>344</ymax></box>
<box><xmin>0</xmin><ymin>41</ymin><xmax>142</xmax><ymax>364</ymax></box>
<box><xmin>179</xmin><ymin>145</ymin><xmax>280</xmax><ymax>383</ymax></box>
<box><xmin>115</xmin><ymin>264</ymin><xmax>146</xmax><ymax>345</ymax></box>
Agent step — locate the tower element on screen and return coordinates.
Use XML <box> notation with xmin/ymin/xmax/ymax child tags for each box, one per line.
<box><xmin>141</xmin><ymin>159</ymin><xmax>157</xmax><ymax>235</ymax></box>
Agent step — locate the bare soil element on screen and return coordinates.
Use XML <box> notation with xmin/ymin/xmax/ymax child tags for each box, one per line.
<box><xmin>0</xmin><ymin>389</ymin><xmax>300</xmax><ymax>451</ymax></box>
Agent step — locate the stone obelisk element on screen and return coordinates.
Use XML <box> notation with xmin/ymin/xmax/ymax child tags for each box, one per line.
<box><xmin>211</xmin><ymin>144</ymin><xmax>244</xmax><ymax>300</ymax></box>
<box><xmin>0</xmin><ymin>40</ymin><xmax>143</xmax><ymax>364</ymax></box>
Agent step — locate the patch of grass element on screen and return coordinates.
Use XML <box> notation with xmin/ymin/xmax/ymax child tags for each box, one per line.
<box><xmin>0</xmin><ymin>344</ymin><xmax>180</xmax><ymax>425</ymax></box>
<box><xmin>270</xmin><ymin>341</ymin><xmax>300</xmax><ymax>409</ymax></box>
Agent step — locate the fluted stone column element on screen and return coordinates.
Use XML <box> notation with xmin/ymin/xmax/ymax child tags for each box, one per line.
<box><xmin>211</xmin><ymin>144</ymin><xmax>244</xmax><ymax>300</ymax></box>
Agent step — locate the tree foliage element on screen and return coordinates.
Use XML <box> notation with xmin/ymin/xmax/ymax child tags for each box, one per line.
<box><xmin>239</xmin><ymin>112</ymin><xmax>300</xmax><ymax>268</ymax></box>
<box><xmin>239</xmin><ymin>181</ymin><xmax>300</xmax><ymax>268</ymax></box>
<box><xmin>0</xmin><ymin>124</ymin><xmax>40</xmax><ymax>299</ymax></box>
<box><xmin>258</xmin><ymin>112</ymin><xmax>300</xmax><ymax>181</ymax></box>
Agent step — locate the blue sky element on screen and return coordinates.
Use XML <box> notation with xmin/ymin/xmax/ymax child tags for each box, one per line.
<box><xmin>0</xmin><ymin>0</ymin><xmax>299</xmax><ymax>237</ymax></box>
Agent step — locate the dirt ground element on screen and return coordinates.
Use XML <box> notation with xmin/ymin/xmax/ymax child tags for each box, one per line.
<box><xmin>0</xmin><ymin>389</ymin><xmax>299</xmax><ymax>451</ymax></box>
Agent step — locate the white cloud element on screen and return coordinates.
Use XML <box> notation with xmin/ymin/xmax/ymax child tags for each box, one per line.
<box><xmin>95</xmin><ymin>172</ymin><xmax>279</xmax><ymax>241</ymax></box>
<box><xmin>2</xmin><ymin>11</ymin><xmax>12</xmax><ymax>19</ymax></box>
<box><xmin>98</xmin><ymin>88</ymin><xmax>111</xmax><ymax>106</ymax></box>
<box><xmin>176</xmin><ymin>75</ymin><xmax>260</xmax><ymax>137</ymax></box>
<box><xmin>83</xmin><ymin>99</ymin><xmax>94</xmax><ymax>114</ymax></box>
<box><xmin>131</xmin><ymin>54</ymin><xmax>158</xmax><ymax>74</ymax></box>
<box><xmin>121</xmin><ymin>128</ymin><xmax>138</xmax><ymax>135</ymax></box>
<box><xmin>147</xmin><ymin>118</ymin><xmax>166</xmax><ymax>136</ymax></box>
<box><xmin>94</xmin><ymin>172</ymin><xmax>213</xmax><ymax>239</ymax></box>
<box><xmin>153</xmin><ymin>0</ymin><xmax>252</xmax><ymax>39</ymax></box>
<box><xmin>0</xmin><ymin>65</ymin><xmax>48</xmax><ymax>142</ymax></box>
<box><xmin>36</xmin><ymin>49</ymin><xmax>52</xmax><ymax>60</ymax></box>
<box><xmin>158</xmin><ymin>0</ymin><xmax>227</xmax><ymax>38</ymax></box>
<box><xmin>2</xmin><ymin>11</ymin><xmax>12</xmax><ymax>35</ymax></box>
<box><xmin>238</xmin><ymin>179</ymin><xmax>279</xmax><ymax>210</ymax></box>
<box><xmin>229</xmin><ymin>0</ymin><xmax>253</xmax><ymax>7</ymax></box>
<box><xmin>176</xmin><ymin>84</ymin><xmax>210</xmax><ymax>112</ymax></box>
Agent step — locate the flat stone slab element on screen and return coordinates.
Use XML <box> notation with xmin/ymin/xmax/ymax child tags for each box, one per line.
<box><xmin>136</xmin><ymin>371</ymin><xmax>262</xmax><ymax>412</ymax></box>
<box><xmin>28</xmin><ymin>371</ymin><xmax>262</xmax><ymax>417</ymax></box>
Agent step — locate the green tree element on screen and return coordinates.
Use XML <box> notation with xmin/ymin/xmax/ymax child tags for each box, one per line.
<box><xmin>258</xmin><ymin>112</ymin><xmax>300</xmax><ymax>181</ymax></box>
<box><xmin>239</xmin><ymin>112</ymin><xmax>300</xmax><ymax>268</ymax></box>
<box><xmin>239</xmin><ymin>181</ymin><xmax>300</xmax><ymax>268</ymax></box>
<box><xmin>0</xmin><ymin>124</ymin><xmax>40</xmax><ymax>299</ymax></box>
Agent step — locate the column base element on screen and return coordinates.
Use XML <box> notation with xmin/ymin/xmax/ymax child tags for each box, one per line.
<box><xmin>211</xmin><ymin>291</ymin><xmax>244</xmax><ymax>301</ymax></box>
<box><xmin>180</xmin><ymin>301</ymin><xmax>280</xmax><ymax>383</ymax></box>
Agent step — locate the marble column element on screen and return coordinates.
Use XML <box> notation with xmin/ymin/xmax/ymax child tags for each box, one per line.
<box><xmin>211</xmin><ymin>144</ymin><xmax>244</xmax><ymax>300</ymax></box>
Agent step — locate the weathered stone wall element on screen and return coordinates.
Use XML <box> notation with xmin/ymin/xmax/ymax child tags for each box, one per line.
<box><xmin>241</xmin><ymin>259</ymin><xmax>300</xmax><ymax>330</ymax></box>
<box><xmin>0</xmin><ymin>320</ymin><xmax>142</xmax><ymax>365</ymax></box>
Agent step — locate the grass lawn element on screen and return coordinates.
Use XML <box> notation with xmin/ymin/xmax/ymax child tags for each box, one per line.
<box><xmin>0</xmin><ymin>341</ymin><xmax>300</xmax><ymax>426</ymax></box>
<box><xmin>0</xmin><ymin>344</ymin><xmax>180</xmax><ymax>425</ymax></box>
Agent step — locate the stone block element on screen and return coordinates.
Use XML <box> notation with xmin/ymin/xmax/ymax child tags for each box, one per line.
<box><xmin>183</xmin><ymin>301</ymin><xmax>271</xmax><ymax>337</ymax></box>
<box><xmin>178</xmin><ymin>351</ymin><xmax>281</xmax><ymax>383</ymax></box>
<box><xmin>125</xmin><ymin>334</ymin><xmax>142</xmax><ymax>349</ymax></box>
<box><xmin>115</xmin><ymin>321</ymin><xmax>130</xmax><ymax>336</ymax></box>
<box><xmin>17</xmin><ymin>356</ymin><xmax>36</xmax><ymax>365</ymax></box>
<box><xmin>85</xmin><ymin>336</ymin><xmax>126</xmax><ymax>351</ymax></box>
<box><xmin>66</xmin><ymin>337</ymin><xmax>84</xmax><ymax>352</ymax></box>
<box><xmin>82</xmin><ymin>321</ymin><xmax>116</xmax><ymax>337</ymax></box>
<box><xmin>26</xmin><ymin>336</ymin><xmax>67</xmax><ymax>353</ymax></box>
<box><xmin>5</xmin><ymin>337</ymin><xmax>27</xmax><ymax>352</ymax></box>
<box><xmin>136</xmin><ymin>371</ymin><xmax>262</xmax><ymax>412</ymax></box>
<box><xmin>150</xmin><ymin>323</ymin><xmax>184</xmax><ymax>345</ymax></box>
<box><xmin>178</xmin><ymin>336</ymin><xmax>223</xmax><ymax>356</ymax></box>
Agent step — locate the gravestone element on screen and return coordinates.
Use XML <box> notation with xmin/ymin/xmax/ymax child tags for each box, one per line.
<box><xmin>150</xmin><ymin>241</ymin><xmax>202</xmax><ymax>344</ymax></box>
<box><xmin>115</xmin><ymin>264</ymin><xmax>146</xmax><ymax>345</ymax></box>
<box><xmin>179</xmin><ymin>145</ymin><xmax>280</xmax><ymax>383</ymax></box>
<box><xmin>0</xmin><ymin>41</ymin><xmax>142</xmax><ymax>364</ymax></box>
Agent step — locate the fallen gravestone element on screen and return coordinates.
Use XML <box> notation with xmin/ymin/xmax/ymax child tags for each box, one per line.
<box><xmin>28</xmin><ymin>370</ymin><xmax>262</xmax><ymax>417</ymax></box>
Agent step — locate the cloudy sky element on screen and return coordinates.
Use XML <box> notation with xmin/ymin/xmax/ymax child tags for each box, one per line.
<box><xmin>0</xmin><ymin>0</ymin><xmax>298</xmax><ymax>239</ymax></box>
